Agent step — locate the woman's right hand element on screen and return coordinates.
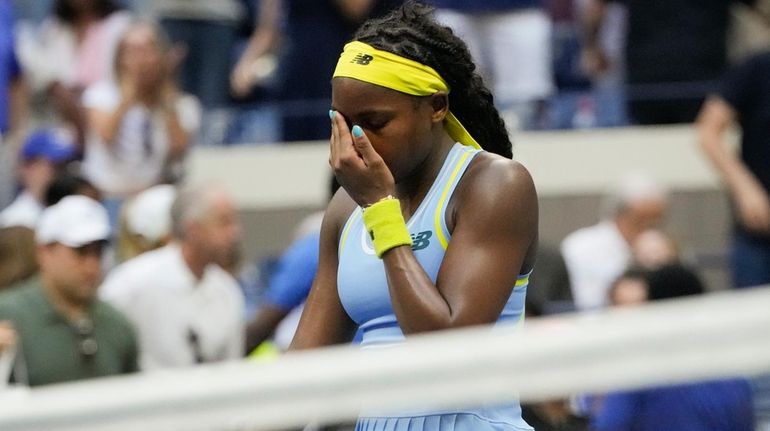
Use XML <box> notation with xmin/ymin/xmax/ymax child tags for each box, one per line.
<box><xmin>329</xmin><ymin>110</ymin><xmax>395</xmax><ymax>207</ymax></box>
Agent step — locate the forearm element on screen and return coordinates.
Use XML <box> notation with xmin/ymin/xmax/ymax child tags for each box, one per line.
<box><xmin>382</xmin><ymin>247</ymin><xmax>454</xmax><ymax>334</ymax></box>
<box><xmin>95</xmin><ymin>100</ymin><xmax>133</xmax><ymax>145</ymax></box>
<box><xmin>163</xmin><ymin>106</ymin><xmax>189</xmax><ymax>158</ymax></box>
<box><xmin>8</xmin><ymin>77</ymin><xmax>27</xmax><ymax>135</ymax></box>
<box><xmin>581</xmin><ymin>0</ymin><xmax>607</xmax><ymax>47</ymax></box>
<box><xmin>698</xmin><ymin>115</ymin><xmax>762</xmax><ymax>199</ymax></box>
<box><xmin>242</xmin><ymin>0</ymin><xmax>281</xmax><ymax>61</ymax></box>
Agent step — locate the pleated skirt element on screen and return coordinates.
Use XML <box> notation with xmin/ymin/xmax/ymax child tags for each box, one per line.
<box><xmin>355</xmin><ymin>413</ymin><xmax>533</xmax><ymax>431</ymax></box>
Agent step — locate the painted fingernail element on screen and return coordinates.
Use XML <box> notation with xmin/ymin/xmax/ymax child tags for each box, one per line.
<box><xmin>352</xmin><ymin>125</ymin><xmax>364</xmax><ymax>138</ymax></box>
<box><xmin>329</xmin><ymin>110</ymin><xmax>336</xmax><ymax>120</ymax></box>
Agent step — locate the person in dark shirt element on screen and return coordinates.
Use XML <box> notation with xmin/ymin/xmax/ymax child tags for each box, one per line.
<box><xmin>584</xmin><ymin>0</ymin><xmax>758</xmax><ymax>125</ymax></box>
<box><xmin>697</xmin><ymin>50</ymin><xmax>770</xmax><ymax>429</ymax></box>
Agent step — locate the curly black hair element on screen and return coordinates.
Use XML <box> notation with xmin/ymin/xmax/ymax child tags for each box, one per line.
<box><xmin>353</xmin><ymin>1</ymin><xmax>512</xmax><ymax>158</ymax></box>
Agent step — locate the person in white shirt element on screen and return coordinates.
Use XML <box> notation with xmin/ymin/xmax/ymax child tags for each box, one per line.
<box><xmin>0</xmin><ymin>129</ymin><xmax>76</xmax><ymax>228</ymax></box>
<box><xmin>99</xmin><ymin>183</ymin><xmax>245</xmax><ymax>369</ymax></box>
<box><xmin>561</xmin><ymin>174</ymin><xmax>667</xmax><ymax>310</ymax></box>
<box><xmin>82</xmin><ymin>21</ymin><xmax>200</xmax><ymax>199</ymax></box>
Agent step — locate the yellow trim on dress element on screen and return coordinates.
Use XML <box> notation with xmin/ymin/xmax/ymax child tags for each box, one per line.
<box><xmin>433</xmin><ymin>151</ymin><xmax>472</xmax><ymax>250</ymax></box>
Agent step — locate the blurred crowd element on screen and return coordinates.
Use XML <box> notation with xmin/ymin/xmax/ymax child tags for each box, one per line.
<box><xmin>1</xmin><ymin>0</ymin><xmax>770</xmax><ymax>430</ymax></box>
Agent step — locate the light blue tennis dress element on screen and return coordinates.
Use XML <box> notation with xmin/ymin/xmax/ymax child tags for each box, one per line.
<box><xmin>337</xmin><ymin>143</ymin><xmax>534</xmax><ymax>431</ymax></box>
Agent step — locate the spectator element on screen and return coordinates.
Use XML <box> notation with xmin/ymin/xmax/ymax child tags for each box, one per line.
<box><xmin>15</xmin><ymin>0</ymin><xmax>132</xmax><ymax>148</ymax></box>
<box><xmin>0</xmin><ymin>195</ymin><xmax>138</xmax><ymax>387</ymax></box>
<box><xmin>607</xmin><ymin>267</ymin><xmax>648</xmax><ymax>307</ymax></box>
<box><xmin>151</xmin><ymin>0</ymin><xmax>244</xmax><ymax>110</ymax></box>
<box><xmin>697</xmin><ymin>51</ymin><xmax>770</xmax><ymax>290</ymax></box>
<box><xmin>631</xmin><ymin>228</ymin><xmax>679</xmax><ymax>270</ymax></box>
<box><xmin>431</xmin><ymin>0</ymin><xmax>554</xmax><ymax>130</ymax></box>
<box><xmin>561</xmin><ymin>174</ymin><xmax>666</xmax><ymax>310</ymax></box>
<box><xmin>591</xmin><ymin>264</ymin><xmax>754</xmax><ymax>431</ymax></box>
<box><xmin>232</xmin><ymin>0</ymin><xmax>399</xmax><ymax>142</ymax></box>
<box><xmin>81</xmin><ymin>22</ymin><xmax>199</xmax><ymax>213</ymax></box>
<box><xmin>697</xmin><ymin>50</ymin><xmax>770</xmax><ymax>429</ymax></box>
<box><xmin>43</xmin><ymin>171</ymin><xmax>101</xmax><ymax>207</ymax></box>
<box><xmin>100</xmin><ymin>183</ymin><xmax>245</xmax><ymax>370</ymax></box>
<box><xmin>0</xmin><ymin>129</ymin><xmax>76</xmax><ymax>228</ymax></box>
<box><xmin>0</xmin><ymin>0</ymin><xmax>26</xmax><ymax>209</ymax></box>
<box><xmin>0</xmin><ymin>226</ymin><xmax>37</xmax><ymax>290</ymax></box>
<box><xmin>116</xmin><ymin>184</ymin><xmax>175</xmax><ymax>263</ymax></box>
<box><xmin>582</xmin><ymin>0</ymin><xmax>759</xmax><ymax>125</ymax></box>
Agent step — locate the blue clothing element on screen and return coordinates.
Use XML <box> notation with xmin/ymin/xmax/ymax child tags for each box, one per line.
<box><xmin>592</xmin><ymin>379</ymin><xmax>754</xmax><ymax>431</ymax></box>
<box><xmin>430</xmin><ymin>0</ymin><xmax>542</xmax><ymax>12</ymax></box>
<box><xmin>0</xmin><ymin>0</ymin><xmax>21</xmax><ymax>134</ymax></box>
<box><xmin>264</xmin><ymin>232</ymin><xmax>320</xmax><ymax>310</ymax></box>
<box><xmin>337</xmin><ymin>143</ymin><xmax>532</xmax><ymax>430</ymax></box>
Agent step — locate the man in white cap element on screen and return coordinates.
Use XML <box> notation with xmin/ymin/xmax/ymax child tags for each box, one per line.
<box><xmin>0</xmin><ymin>195</ymin><xmax>138</xmax><ymax>386</ymax></box>
<box><xmin>100</xmin><ymin>183</ymin><xmax>244</xmax><ymax>369</ymax></box>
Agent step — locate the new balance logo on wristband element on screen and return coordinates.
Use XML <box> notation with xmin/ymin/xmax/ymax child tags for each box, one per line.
<box><xmin>351</xmin><ymin>53</ymin><xmax>374</xmax><ymax>65</ymax></box>
<box><xmin>411</xmin><ymin>230</ymin><xmax>432</xmax><ymax>251</ymax></box>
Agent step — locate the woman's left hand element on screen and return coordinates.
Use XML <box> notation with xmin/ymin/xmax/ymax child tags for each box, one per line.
<box><xmin>329</xmin><ymin>110</ymin><xmax>395</xmax><ymax>207</ymax></box>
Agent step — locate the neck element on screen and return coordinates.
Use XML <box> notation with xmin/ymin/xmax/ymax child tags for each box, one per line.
<box><xmin>395</xmin><ymin>134</ymin><xmax>454</xmax><ymax>216</ymax></box>
<box><xmin>614</xmin><ymin>217</ymin><xmax>636</xmax><ymax>245</ymax></box>
<box><xmin>41</xmin><ymin>274</ymin><xmax>89</xmax><ymax>321</ymax></box>
<box><xmin>180</xmin><ymin>241</ymin><xmax>207</xmax><ymax>280</ymax></box>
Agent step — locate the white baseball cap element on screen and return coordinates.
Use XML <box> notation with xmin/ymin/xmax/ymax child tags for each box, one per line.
<box><xmin>36</xmin><ymin>196</ymin><xmax>111</xmax><ymax>247</ymax></box>
<box><xmin>125</xmin><ymin>184</ymin><xmax>176</xmax><ymax>242</ymax></box>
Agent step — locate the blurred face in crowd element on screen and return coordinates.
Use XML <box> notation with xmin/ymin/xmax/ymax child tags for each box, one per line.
<box><xmin>38</xmin><ymin>242</ymin><xmax>104</xmax><ymax>306</ymax></box>
<box><xmin>617</xmin><ymin>197</ymin><xmax>666</xmax><ymax>244</ymax></box>
<box><xmin>633</xmin><ymin>229</ymin><xmax>678</xmax><ymax>270</ymax></box>
<box><xmin>187</xmin><ymin>192</ymin><xmax>242</xmax><ymax>268</ymax></box>
<box><xmin>610</xmin><ymin>276</ymin><xmax>648</xmax><ymax>307</ymax></box>
<box><xmin>118</xmin><ymin>25</ymin><xmax>166</xmax><ymax>90</ymax></box>
<box><xmin>21</xmin><ymin>158</ymin><xmax>61</xmax><ymax>198</ymax></box>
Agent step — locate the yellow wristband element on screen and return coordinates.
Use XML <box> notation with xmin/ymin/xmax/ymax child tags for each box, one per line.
<box><xmin>362</xmin><ymin>197</ymin><xmax>412</xmax><ymax>258</ymax></box>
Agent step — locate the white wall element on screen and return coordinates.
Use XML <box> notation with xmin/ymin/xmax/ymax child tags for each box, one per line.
<box><xmin>187</xmin><ymin>125</ymin><xmax>731</xmax><ymax>210</ymax></box>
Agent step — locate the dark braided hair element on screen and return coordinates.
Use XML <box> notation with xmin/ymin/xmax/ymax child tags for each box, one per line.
<box><xmin>354</xmin><ymin>1</ymin><xmax>513</xmax><ymax>158</ymax></box>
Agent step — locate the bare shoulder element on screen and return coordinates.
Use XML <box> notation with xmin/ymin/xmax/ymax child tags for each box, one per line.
<box><xmin>457</xmin><ymin>152</ymin><xmax>537</xmax><ymax>211</ymax></box>
<box><xmin>322</xmin><ymin>186</ymin><xmax>360</xmax><ymax>243</ymax></box>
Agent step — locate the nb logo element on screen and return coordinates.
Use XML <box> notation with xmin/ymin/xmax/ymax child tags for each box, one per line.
<box><xmin>411</xmin><ymin>230</ymin><xmax>432</xmax><ymax>251</ymax></box>
<box><xmin>351</xmin><ymin>54</ymin><xmax>374</xmax><ymax>65</ymax></box>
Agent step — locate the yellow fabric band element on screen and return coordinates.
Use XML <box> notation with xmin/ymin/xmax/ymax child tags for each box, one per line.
<box><xmin>362</xmin><ymin>197</ymin><xmax>412</xmax><ymax>258</ymax></box>
<box><xmin>333</xmin><ymin>41</ymin><xmax>482</xmax><ymax>150</ymax></box>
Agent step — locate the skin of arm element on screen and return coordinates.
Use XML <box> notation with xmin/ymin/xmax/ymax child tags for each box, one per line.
<box><xmin>8</xmin><ymin>76</ymin><xmax>27</xmax><ymax>136</ymax></box>
<box><xmin>231</xmin><ymin>0</ymin><xmax>282</xmax><ymax>97</ymax></box>
<box><xmin>49</xmin><ymin>82</ymin><xmax>87</xmax><ymax>150</ymax></box>
<box><xmin>380</xmin><ymin>156</ymin><xmax>538</xmax><ymax>333</ymax></box>
<box><xmin>289</xmin><ymin>191</ymin><xmax>359</xmax><ymax>350</ymax></box>
<box><xmin>160</xmin><ymin>86</ymin><xmax>189</xmax><ymax>159</ymax></box>
<box><xmin>580</xmin><ymin>0</ymin><xmax>610</xmax><ymax>77</ymax></box>
<box><xmin>245</xmin><ymin>305</ymin><xmax>289</xmax><ymax>353</ymax></box>
<box><xmin>697</xmin><ymin>96</ymin><xmax>770</xmax><ymax>234</ymax></box>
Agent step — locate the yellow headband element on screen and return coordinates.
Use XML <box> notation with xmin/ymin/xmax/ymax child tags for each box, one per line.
<box><xmin>333</xmin><ymin>41</ymin><xmax>481</xmax><ymax>150</ymax></box>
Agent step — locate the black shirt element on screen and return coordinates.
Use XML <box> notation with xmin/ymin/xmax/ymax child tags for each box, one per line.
<box><xmin>718</xmin><ymin>51</ymin><xmax>770</xmax><ymax>195</ymax></box>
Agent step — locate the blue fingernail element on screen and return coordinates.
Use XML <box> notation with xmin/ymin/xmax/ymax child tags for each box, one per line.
<box><xmin>329</xmin><ymin>110</ymin><xmax>336</xmax><ymax>120</ymax></box>
<box><xmin>352</xmin><ymin>125</ymin><xmax>363</xmax><ymax>138</ymax></box>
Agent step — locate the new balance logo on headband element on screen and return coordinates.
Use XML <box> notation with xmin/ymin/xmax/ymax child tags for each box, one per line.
<box><xmin>351</xmin><ymin>53</ymin><xmax>374</xmax><ymax>65</ymax></box>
